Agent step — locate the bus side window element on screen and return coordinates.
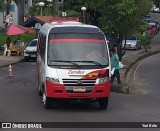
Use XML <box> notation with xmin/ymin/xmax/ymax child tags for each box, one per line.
<box><xmin>40</xmin><ymin>36</ymin><xmax>46</xmax><ymax>62</ymax></box>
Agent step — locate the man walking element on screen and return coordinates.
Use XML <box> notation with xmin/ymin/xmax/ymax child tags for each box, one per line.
<box><xmin>111</xmin><ymin>48</ymin><xmax>121</xmax><ymax>84</ymax></box>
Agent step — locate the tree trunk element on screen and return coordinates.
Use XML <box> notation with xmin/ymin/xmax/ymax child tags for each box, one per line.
<box><xmin>19</xmin><ymin>0</ymin><xmax>24</xmax><ymax>24</ymax></box>
<box><xmin>6</xmin><ymin>1</ymin><xmax>10</xmax><ymax>15</ymax></box>
<box><xmin>122</xmin><ymin>35</ymin><xmax>127</xmax><ymax>57</ymax></box>
<box><xmin>117</xmin><ymin>35</ymin><xmax>123</xmax><ymax>61</ymax></box>
<box><xmin>55</xmin><ymin>0</ymin><xmax>59</xmax><ymax>16</ymax></box>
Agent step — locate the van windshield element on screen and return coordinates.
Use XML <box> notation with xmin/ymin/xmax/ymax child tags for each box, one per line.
<box><xmin>29</xmin><ymin>40</ymin><xmax>37</xmax><ymax>47</ymax></box>
<box><xmin>126</xmin><ymin>36</ymin><xmax>136</xmax><ymax>40</ymax></box>
<box><xmin>48</xmin><ymin>33</ymin><xmax>109</xmax><ymax>69</ymax></box>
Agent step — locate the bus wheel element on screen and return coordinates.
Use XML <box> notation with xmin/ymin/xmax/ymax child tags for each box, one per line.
<box><xmin>98</xmin><ymin>97</ymin><xmax>108</xmax><ymax>110</ymax></box>
<box><xmin>38</xmin><ymin>77</ymin><xmax>42</xmax><ymax>96</ymax></box>
<box><xmin>38</xmin><ymin>86</ymin><xmax>42</xmax><ymax>96</ymax></box>
<box><xmin>42</xmin><ymin>92</ymin><xmax>52</xmax><ymax>109</ymax></box>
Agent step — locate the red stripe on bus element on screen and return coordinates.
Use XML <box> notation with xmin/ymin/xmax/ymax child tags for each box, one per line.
<box><xmin>49</xmin><ymin>39</ymin><xmax>105</xmax><ymax>43</ymax></box>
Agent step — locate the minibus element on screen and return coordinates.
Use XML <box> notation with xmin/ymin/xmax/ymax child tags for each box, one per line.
<box><xmin>37</xmin><ymin>22</ymin><xmax>111</xmax><ymax>109</ymax></box>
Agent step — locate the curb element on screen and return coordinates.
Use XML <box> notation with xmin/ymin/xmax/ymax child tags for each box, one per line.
<box><xmin>0</xmin><ymin>58</ymin><xmax>24</xmax><ymax>68</ymax></box>
<box><xmin>125</xmin><ymin>49</ymin><xmax>160</xmax><ymax>78</ymax></box>
<box><xmin>111</xmin><ymin>48</ymin><xmax>160</xmax><ymax>94</ymax></box>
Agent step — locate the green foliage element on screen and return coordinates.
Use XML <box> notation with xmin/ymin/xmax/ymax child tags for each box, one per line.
<box><xmin>0</xmin><ymin>33</ymin><xmax>36</xmax><ymax>46</ymax></box>
<box><xmin>0</xmin><ymin>0</ymin><xmax>5</xmax><ymax>11</ymax></box>
<box><xmin>29</xmin><ymin>0</ymin><xmax>48</xmax><ymax>16</ymax></box>
<box><xmin>138</xmin><ymin>22</ymin><xmax>149</xmax><ymax>34</ymax></box>
<box><xmin>100</xmin><ymin>0</ymin><xmax>152</xmax><ymax>35</ymax></box>
<box><xmin>153</xmin><ymin>0</ymin><xmax>160</xmax><ymax>7</ymax></box>
<box><xmin>138</xmin><ymin>34</ymin><xmax>152</xmax><ymax>52</ymax></box>
<box><xmin>59</xmin><ymin>10</ymin><xmax>80</xmax><ymax>17</ymax></box>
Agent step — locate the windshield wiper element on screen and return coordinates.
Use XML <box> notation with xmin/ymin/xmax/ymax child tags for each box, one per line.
<box><xmin>73</xmin><ymin>61</ymin><xmax>105</xmax><ymax>68</ymax></box>
<box><xmin>50</xmin><ymin>60</ymin><xmax>82</xmax><ymax>68</ymax></box>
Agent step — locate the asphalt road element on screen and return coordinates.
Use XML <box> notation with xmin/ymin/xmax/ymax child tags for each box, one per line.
<box><xmin>134</xmin><ymin>53</ymin><xmax>160</xmax><ymax>100</ymax></box>
<box><xmin>0</xmin><ymin>62</ymin><xmax>160</xmax><ymax>131</ymax></box>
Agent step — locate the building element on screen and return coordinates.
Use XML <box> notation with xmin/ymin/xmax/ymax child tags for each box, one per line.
<box><xmin>0</xmin><ymin>0</ymin><xmax>32</xmax><ymax>27</ymax></box>
<box><xmin>0</xmin><ymin>0</ymin><xmax>18</xmax><ymax>27</ymax></box>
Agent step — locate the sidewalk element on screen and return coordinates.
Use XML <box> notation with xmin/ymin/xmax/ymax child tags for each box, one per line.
<box><xmin>111</xmin><ymin>35</ymin><xmax>160</xmax><ymax>94</ymax></box>
<box><xmin>0</xmin><ymin>56</ymin><xmax>23</xmax><ymax>67</ymax></box>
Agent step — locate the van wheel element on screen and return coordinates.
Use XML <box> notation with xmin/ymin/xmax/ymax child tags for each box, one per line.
<box><xmin>98</xmin><ymin>97</ymin><xmax>109</xmax><ymax>110</ymax></box>
<box><xmin>38</xmin><ymin>78</ymin><xmax>42</xmax><ymax>96</ymax></box>
<box><xmin>24</xmin><ymin>57</ymin><xmax>29</xmax><ymax>62</ymax></box>
<box><xmin>139</xmin><ymin>46</ymin><xmax>142</xmax><ymax>49</ymax></box>
<box><xmin>38</xmin><ymin>86</ymin><xmax>42</xmax><ymax>96</ymax></box>
<box><xmin>42</xmin><ymin>92</ymin><xmax>52</xmax><ymax>109</ymax></box>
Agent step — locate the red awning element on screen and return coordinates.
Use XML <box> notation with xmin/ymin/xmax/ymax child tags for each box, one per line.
<box><xmin>7</xmin><ymin>25</ymin><xmax>29</xmax><ymax>36</ymax></box>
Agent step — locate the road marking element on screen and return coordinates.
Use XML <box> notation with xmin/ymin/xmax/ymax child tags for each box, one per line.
<box><xmin>134</xmin><ymin>54</ymin><xmax>160</xmax><ymax>81</ymax></box>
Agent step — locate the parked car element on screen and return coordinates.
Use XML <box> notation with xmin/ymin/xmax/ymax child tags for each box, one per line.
<box><xmin>122</xmin><ymin>36</ymin><xmax>141</xmax><ymax>50</ymax></box>
<box><xmin>151</xmin><ymin>5</ymin><xmax>160</xmax><ymax>13</ymax></box>
<box><xmin>144</xmin><ymin>15</ymin><xmax>152</xmax><ymax>21</ymax></box>
<box><xmin>24</xmin><ymin>39</ymin><xmax>38</xmax><ymax>61</ymax></box>
<box><xmin>144</xmin><ymin>19</ymin><xmax>160</xmax><ymax>31</ymax></box>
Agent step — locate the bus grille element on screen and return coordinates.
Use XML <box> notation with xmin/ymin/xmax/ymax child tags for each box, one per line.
<box><xmin>62</xmin><ymin>79</ymin><xmax>96</xmax><ymax>93</ymax></box>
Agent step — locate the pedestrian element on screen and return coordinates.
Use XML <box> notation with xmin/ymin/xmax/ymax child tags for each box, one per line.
<box><xmin>10</xmin><ymin>14</ymin><xmax>14</xmax><ymax>25</ymax></box>
<box><xmin>3</xmin><ymin>15</ymin><xmax>6</xmax><ymax>28</ymax></box>
<box><xmin>6</xmin><ymin>37</ymin><xmax>11</xmax><ymax>50</ymax></box>
<box><xmin>111</xmin><ymin>48</ymin><xmax>121</xmax><ymax>84</ymax></box>
<box><xmin>5</xmin><ymin>15</ymin><xmax>10</xmax><ymax>27</ymax></box>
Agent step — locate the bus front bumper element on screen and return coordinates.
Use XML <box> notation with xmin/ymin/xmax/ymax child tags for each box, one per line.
<box><xmin>46</xmin><ymin>80</ymin><xmax>111</xmax><ymax>98</ymax></box>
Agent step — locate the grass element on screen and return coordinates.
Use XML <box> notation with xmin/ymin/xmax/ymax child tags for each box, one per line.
<box><xmin>0</xmin><ymin>33</ymin><xmax>37</xmax><ymax>46</ymax></box>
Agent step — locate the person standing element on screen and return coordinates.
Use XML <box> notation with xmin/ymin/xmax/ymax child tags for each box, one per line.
<box><xmin>10</xmin><ymin>14</ymin><xmax>14</xmax><ymax>25</ymax></box>
<box><xmin>5</xmin><ymin>15</ymin><xmax>10</xmax><ymax>27</ymax></box>
<box><xmin>111</xmin><ymin>48</ymin><xmax>121</xmax><ymax>84</ymax></box>
<box><xmin>6</xmin><ymin>37</ymin><xmax>11</xmax><ymax>50</ymax></box>
<box><xmin>3</xmin><ymin>15</ymin><xmax>6</xmax><ymax>28</ymax></box>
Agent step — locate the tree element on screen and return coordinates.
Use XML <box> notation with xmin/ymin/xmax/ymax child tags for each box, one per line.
<box><xmin>153</xmin><ymin>0</ymin><xmax>160</xmax><ymax>7</ymax></box>
<box><xmin>98</xmin><ymin>0</ymin><xmax>152</xmax><ymax>61</ymax></box>
<box><xmin>54</xmin><ymin>0</ymin><xmax>152</xmax><ymax>59</ymax></box>
<box><xmin>28</xmin><ymin>0</ymin><xmax>54</xmax><ymax>16</ymax></box>
<box><xmin>19</xmin><ymin>0</ymin><xmax>24</xmax><ymax>24</ymax></box>
<box><xmin>64</xmin><ymin>0</ymin><xmax>103</xmax><ymax>25</ymax></box>
<box><xmin>0</xmin><ymin>0</ymin><xmax>5</xmax><ymax>11</ymax></box>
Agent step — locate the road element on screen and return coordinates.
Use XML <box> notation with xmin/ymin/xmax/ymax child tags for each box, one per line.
<box><xmin>134</xmin><ymin>53</ymin><xmax>160</xmax><ymax>98</ymax></box>
<box><xmin>0</xmin><ymin>62</ymin><xmax>160</xmax><ymax>131</ymax></box>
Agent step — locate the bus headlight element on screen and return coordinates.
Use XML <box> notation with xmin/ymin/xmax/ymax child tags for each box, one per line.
<box><xmin>46</xmin><ymin>77</ymin><xmax>60</xmax><ymax>84</ymax></box>
<box><xmin>98</xmin><ymin>77</ymin><xmax>110</xmax><ymax>84</ymax></box>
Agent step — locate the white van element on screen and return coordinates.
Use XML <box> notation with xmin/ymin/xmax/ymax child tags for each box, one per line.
<box><xmin>37</xmin><ymin>22</ymin><xmax>111</xmax><ymax>109</ymax></box>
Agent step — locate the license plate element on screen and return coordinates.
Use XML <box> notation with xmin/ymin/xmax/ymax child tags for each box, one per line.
<box><xmin>31</xmin><ymin>54</ymin><xmax>36</xmax><ymax>57</ymax></box>
<box><xmin>126</xmin><ymin>45</ymin><xmax>130</xmax><ymax>48</ymax></box>
<box><xmin>73</xmin><ymin>87</ymin><xmax>86</xmax><ymax>92</ymax></box>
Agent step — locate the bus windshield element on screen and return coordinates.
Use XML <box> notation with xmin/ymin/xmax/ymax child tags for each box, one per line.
<box><xmin>48</xmin><ymin>33</ymin><xmax>109</xmax><ymax>68</ymax></box>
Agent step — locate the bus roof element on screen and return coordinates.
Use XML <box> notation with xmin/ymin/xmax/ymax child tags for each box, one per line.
<box><xmin>39</xmin><ymin>22</ymin><xmax>103</xmax><ymax>35</ymax></box>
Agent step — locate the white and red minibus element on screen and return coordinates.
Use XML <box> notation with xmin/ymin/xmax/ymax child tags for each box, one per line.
<box><xmin>37</xmin><ymin>22</ymin><xmax>111</xmax><ymax>109</ymax></box>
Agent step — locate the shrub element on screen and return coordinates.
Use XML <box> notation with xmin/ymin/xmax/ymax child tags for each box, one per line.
<box><xmin>138</xmin><ymin>34</ymin><xmax>153</xmax><ymax>52</ymax></box>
